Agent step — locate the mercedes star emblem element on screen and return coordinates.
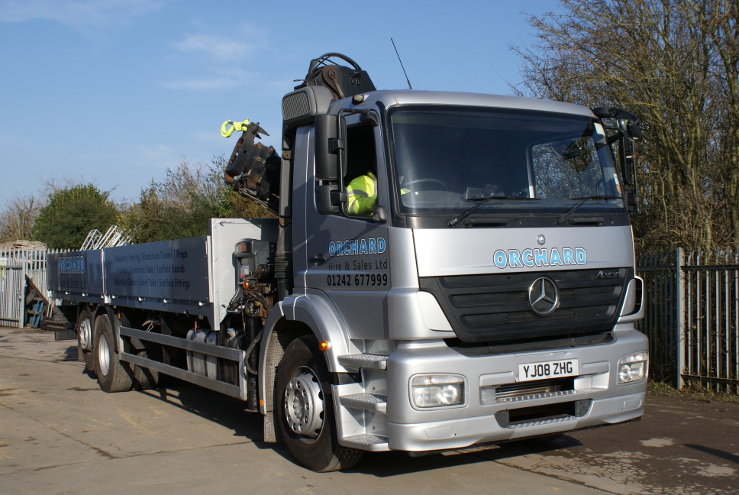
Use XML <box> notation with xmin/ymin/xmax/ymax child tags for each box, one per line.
<box><xmin>528</xmin><ymin>276</ymin><xmax>560</xmax><ymax>315</ymax></box>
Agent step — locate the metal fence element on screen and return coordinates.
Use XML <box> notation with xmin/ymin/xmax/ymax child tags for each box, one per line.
<box><xmin>637</xmin><ymin>248</ymin><xmax>739</xmax><ymax>393</ymax></box>
<box><xmin>0</xmin><ymin>244</ymin><xmax>64</xmax><ymax>328</ymax></box>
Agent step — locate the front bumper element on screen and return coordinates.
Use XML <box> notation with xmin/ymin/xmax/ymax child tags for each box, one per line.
<box><xmin>383</xmin><ymin>325</ymin><xmax>647</xmax><ymax>452</ymax></box>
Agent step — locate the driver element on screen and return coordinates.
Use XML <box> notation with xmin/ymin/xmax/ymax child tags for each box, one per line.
<box><xmin>345</xmin><ymin>172</ymin><xmax>377</xmax><ymax>216</ymax></box>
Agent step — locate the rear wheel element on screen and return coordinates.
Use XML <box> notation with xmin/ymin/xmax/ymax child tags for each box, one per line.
<box><xmin>275</xmin><ymin>336</ymin><xmax>363</xmax><ymax>472</ymax></box>
<box><xmin>77</xmin><ymin>309</ymin><xmax>94</xmax><ymax>372</ymax></box>
<box><xmin>93</xmin><ymin>314</ymin><xmax>133</xmax><ymax>393</ymax></box>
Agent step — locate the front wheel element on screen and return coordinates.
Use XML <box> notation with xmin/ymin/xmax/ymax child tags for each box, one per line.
<box><xmin>275</xmin><ymin>336</ymin><xmax>363</xmax><ymax>472</ymax></box>
<box><xmin>93</xmin><ymin>314</ymin><xmax>133</xmax><ymax>393</ymax></box>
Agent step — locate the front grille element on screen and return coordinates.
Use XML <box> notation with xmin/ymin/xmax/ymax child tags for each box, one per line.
<box><xmin>420</xmin><ymin>268</ymin><xmax>631</xmax><ymax>344</ymax></box>
<box><xmin>463</xmin><ymin>304</ymin><xmax>609</xmax><ymax>327</ymax></box>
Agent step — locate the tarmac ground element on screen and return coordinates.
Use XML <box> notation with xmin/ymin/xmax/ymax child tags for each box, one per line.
<box><xmin>1</xmin><ymin>326</ymin><xmax>737</xmax><ymax>495</ymax></box>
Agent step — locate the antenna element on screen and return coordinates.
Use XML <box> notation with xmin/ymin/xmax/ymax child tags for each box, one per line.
<box><xmin>391</xmin><ymin>38</ymin><xmax>413</xmax><ymax>90</ymax></box>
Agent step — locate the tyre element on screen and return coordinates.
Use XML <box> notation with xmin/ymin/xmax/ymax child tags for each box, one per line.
<box><xmin>133</xmin><ymin>360</ymin><xmax>158</xmax><ymax>390</ymax></box>
<box><xmin>275</xmin><ymin>335</ymin><xmax>363</xmax><ymax>472</ymax></box>
<box><xmin>77</xmin><ymin>309</ymin><xmax>95</xmax><ymax>372</ymax></box>
<box><xmin>93</xmin><ymin>314</ymin><xmax>133</xmax><ymax>393</ymax></box>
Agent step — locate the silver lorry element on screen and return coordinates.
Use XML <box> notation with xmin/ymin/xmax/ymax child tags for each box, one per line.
<box><xmin>48</xmin><ymin>53</ymin><xmax>648</xmax><ymax>472</ymax></box>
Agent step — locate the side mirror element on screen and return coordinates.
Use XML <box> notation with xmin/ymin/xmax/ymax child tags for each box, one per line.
<box><xmin>315</xmin><ymin>114</ymin><xmax>340</xmax><ymax>180</ymax></box>
<box><xmin>592</xmin><ymin>106</ymin><xmax>643</xmax><ymax>216</ymax></box>
<box><xmin>619</xmin><ymin>137</ymin><xmax>635</xmax><ymax>187</ymax></box>
<box><xmin>623</xmin><ymin>189</ymin><xmax>638</xmax><ymax>214</ymax></box>
<box><xmin>619</xmin><ymin>137</ymin><xmax>638</xmax><ymax>215</ymax></box>
<box><xmin>618</xmin><ymin>118</ymin><xmax>644</xmax><ymax>142</ymax></box>
<box><xmin>592</xmin><ymin>106</ymin><xmax>644</xmax><ymax>142</ymax></box>
<box><xmin>316</xmin><ymin>184</ymin><xmax>343</xmax><ymax>215</ymax></box>
<box><xmin>315</xmin><ymin>114</ymin><xmax>346</xmax><ymax>214</ymax></box>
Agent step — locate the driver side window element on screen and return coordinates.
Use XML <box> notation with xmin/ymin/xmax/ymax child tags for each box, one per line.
<box><xmin>343</xmin><ymin>124</ymin><xmax>378</xmax><ymax>217</ymax></box>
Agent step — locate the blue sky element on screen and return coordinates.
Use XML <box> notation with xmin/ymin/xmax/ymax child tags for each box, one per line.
<box><xmin>0</xmin><ymin>0</ymin><xmax>559</xmax><ymax>205</ymax></box>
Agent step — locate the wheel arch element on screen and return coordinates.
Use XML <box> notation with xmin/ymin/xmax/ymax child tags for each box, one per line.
<box><xmin>258</xmin><ymin>293</ymin><xmax>356</xmax><ymax>440</ymax></box>
<box><xmin>76</xmin><ymin>302</ymin><xmax>94</xmax><ymax>321</ymax></box>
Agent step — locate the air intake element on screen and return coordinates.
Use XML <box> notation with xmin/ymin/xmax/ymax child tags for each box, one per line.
<box><xmin>282</xmin><ymin>86</ymin><xmax>333</xmax><ymax>126</ymax></box>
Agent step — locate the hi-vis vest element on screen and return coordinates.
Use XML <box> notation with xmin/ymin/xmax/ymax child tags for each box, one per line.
<box><xmin>346</xmin><ymin>172</ymin><xmax>377</xmax><ymax>216</ymax></box>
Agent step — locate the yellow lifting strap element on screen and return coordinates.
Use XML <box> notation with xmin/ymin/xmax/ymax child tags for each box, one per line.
<box><xmin>220</xmin><ymin>118</ymin><xmax>251</xmax><ymax>138</ymax></box>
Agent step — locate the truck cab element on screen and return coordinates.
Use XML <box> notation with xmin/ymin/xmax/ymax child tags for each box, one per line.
<box><xmin>256</xmin><ymin>60</ymin><xmax>647</xmax><ymax>470</ymax></box>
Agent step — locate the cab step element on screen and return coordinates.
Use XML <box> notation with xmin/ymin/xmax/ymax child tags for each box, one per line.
<box><xmin>341</xmin><ymin>434</ymin><xmax>389</xmax><ymax>451</ymax></box>
<box><xmin>338</xmin><ymin>354</ymin><xmax>387</xmax><ymax>371</ymax></box>
<box><xmin>340</xmin><ymin>393</ymin><xmax>387</xmax><ymax>413</ymax></box>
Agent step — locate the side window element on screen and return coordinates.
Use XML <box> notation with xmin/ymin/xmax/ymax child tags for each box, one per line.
<box><xmin>343</xmin><ymin>124</ymin><xmax>378</xmax><ymax>216</ymax></box>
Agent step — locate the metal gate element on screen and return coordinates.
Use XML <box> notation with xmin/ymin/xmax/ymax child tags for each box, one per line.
<box><xmin>0</xmin><ymin>244</ymin><xmax>54</xmax><ymax>329</ymax></box>
<box><xmin>638</xmin><ymin>248</ymin><xmax>739</xmax><ymax>394</ymax></box>
<box><xmin>0</xmin><ymin>261</ymin><xmax>25</xmax><ymax>327</ymax></box>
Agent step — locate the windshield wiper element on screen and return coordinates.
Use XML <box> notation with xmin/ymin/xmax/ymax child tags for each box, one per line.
<box><xmin>446</xmin><ymin>196</ymin><xmax>537</xmax><ymax>228</ymax></box>
<box><xmin>555</xmin><ymin>196</ymin><xmax>621</xmax><ymax>226</ymax></box>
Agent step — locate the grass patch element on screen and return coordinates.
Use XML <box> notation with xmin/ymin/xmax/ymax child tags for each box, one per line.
<box><xmin>648</xmin><ymin>380</ymin><xmax>739</xmax><ymax>404</ymax></box>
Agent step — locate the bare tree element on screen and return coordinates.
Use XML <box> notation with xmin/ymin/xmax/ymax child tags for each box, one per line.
<box><xmin>513</xmin><ymin>0</ymin><xmax>738</xmax><ymax>251</ymax></box>
<box><xmin>0</xmin><ymin>193</ymin><xmax>42</xmax><ymax>243</ymax></box>
<box><xmin>124</xmin><ymin>158</ymin><xmax>272</xmax><ymax>243</ymax></box>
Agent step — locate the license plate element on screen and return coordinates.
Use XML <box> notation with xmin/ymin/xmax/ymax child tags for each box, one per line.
<box><xmin>518</xmin><ymin>359</ymin><xmax>579</xmax><ymax>381</ymax></box>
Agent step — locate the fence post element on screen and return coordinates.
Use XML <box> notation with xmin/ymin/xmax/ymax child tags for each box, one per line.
<box><xmin>19</xmin><ymin>248</ymin><xmax>27</xmax><ymax>328</ymax></box>
<box><xmin>675</xmin><ymin>247</ymin><xmax>685</xmax><ymax>390</ymax></box>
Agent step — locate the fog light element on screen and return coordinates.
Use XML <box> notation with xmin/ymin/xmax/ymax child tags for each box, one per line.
<box><xmin>411</xmin><ymin>374</ymin><xmax>465</xmax><ymax>408</ymax></box>
<box><xmin>617</xmin><ymin>351</ymin><xmax>648</xmax><ymax>384</ymax></box>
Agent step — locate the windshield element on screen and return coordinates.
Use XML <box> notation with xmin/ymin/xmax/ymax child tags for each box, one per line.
<box><xmin>388</xmin><ymin>106</ymin><xmax>624</xmax><ymax>225</ymax></box>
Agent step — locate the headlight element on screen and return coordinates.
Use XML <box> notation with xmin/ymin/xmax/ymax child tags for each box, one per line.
<box><xmin>617</xmin><ymin>351</ymin><xmax>649</xmax><ymax>384</ymax></box>
<box><xmin>411</xmin><ymin>374</ymin><xmax>465</xmax><ymax>408</ymax></box>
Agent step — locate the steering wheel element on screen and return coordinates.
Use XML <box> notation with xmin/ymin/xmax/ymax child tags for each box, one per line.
<box><xmin>402</xmin><ymin>178</ymin><xmax>447</xmax><ymax>191</ymax></box>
